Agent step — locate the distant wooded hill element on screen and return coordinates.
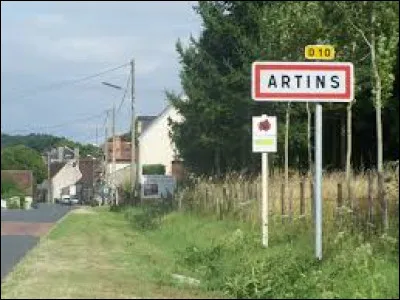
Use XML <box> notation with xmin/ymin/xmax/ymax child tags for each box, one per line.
<box><xmin>1</xmin><ymin>133</ymin><xmax>102</xmax><ymax>158</ymax></box>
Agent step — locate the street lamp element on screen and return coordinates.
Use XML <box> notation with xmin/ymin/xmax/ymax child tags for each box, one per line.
<box><xmin>101</xmin><ymin>81</ymin><xmax>123</xmax><ymax>205</ymax></box>
<box><xmin>101</xmin><ymin>59</ymin><xmax>136</xmax><ymax>206</ymax></box>
<box><xmin>102</xmin><ymin>81</ymin><xmax>123</xmax><ymax>90</ymax></box>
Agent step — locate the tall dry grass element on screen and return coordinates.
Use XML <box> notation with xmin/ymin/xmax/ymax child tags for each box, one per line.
<box><xmin>175</xmin><ymin>166</ymin><xmax>399</xmax><ymax>231</ymax></box>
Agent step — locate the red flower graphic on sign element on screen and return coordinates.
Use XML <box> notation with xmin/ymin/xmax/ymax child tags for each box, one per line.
<box><xmin>258</xmin><ymin>119</ymin><xmax>271</xmax><ymax>132</ymax></box>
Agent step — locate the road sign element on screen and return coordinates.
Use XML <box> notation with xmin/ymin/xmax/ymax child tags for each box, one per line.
<box><xmin>252</xmin><ymin>114</ymin><xmax>275</xmax><ymax>248</ymax></box>
<box><xmin>305</xmin><ymin>45</ymin><xmax>335</xmax><ymax>60</ymax></box>
<box><xmin>251</xmin><ymin>61</ymin><xmax>353</xmax><ymax>102</ymax></box>
<box><xmin>252</xmin><ymin>115</ymin><xmax>277</xmax><ymax>153</ymax></box>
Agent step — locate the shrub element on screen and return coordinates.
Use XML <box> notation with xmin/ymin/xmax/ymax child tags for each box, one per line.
<box><xmin>142</xmin><ymin>164</ymin><xmax>166</xmax><ymax>175</ymax></box>
<box><xmin>19</xmin><ymin>196</ymin><xmax>26</xmax><ymax>209</ymax></box>
<box><xmin>1</xmin><ymin>177</ymin><xmax>23</xmax><ymax>198</ymax></box>
<box><xmin>122</xmin><ymin>202</ymin><xmax>171</xmax><ymax>231</ymax></box>
<box><xmin>7</xmin><ymin>197</ymin><xmax>21</xmax><ymax>209</ymax></box>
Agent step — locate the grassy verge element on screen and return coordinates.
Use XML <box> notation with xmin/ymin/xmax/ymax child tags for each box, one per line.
<box><xmin>0</xmin><ymin>207</ymin><xmax>224</xmax><ymax>299</ymax></box>
<box><xmin>124</xmin><ymin>204</ymin><xmax>399</xmax><ymax>299</ymax></box>
<box><xmin>2</xmin><ymin>205</ymin><xmax>398</xmax><ymax>299</ymax></box>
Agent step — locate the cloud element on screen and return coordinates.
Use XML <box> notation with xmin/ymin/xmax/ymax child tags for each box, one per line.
<box><xmin>1</xmin><ymin>1</ymin><xmax>201</xmax><ymax>143</ymax></box>
<box><xmin>29</xmin><ymin>13</ymin><xmax>66</xmax><ymax>27</ymax></box>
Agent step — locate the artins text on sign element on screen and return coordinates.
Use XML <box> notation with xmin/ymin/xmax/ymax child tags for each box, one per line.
<box><xmin>252</xmin><ymin>62</ymin><xmax>354</xmax><ymax>102</ymax></box>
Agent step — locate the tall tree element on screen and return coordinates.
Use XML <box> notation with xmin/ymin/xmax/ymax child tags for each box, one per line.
<box><xmin>168</xmin><ymin>0</ymin><xmax>399</xmax><ymax>180</ymax></box>
<box><xmin>333</xmin><ymin>1</ymin><xmax>399</xmax><ymax>229</ymax></box>
<box><xmin>1</xmin><ymin>145</ymin><xmax>47</xmax><ymax>183</ymax></box>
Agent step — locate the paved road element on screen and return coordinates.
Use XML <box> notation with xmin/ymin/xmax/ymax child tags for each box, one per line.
<box><xmin>1</xmin><ymin>203</ymin><xmax>74</xmax><ymax>281</ymax></box>
<box><xmin>1</xmin><ymin>236</ymin><xmax>38</xmax><ymax>280</ymax></box>
<box><xmin>1</xmin><ymin>203</ymin><xmax>72</xmax><ymax>222</ymax></box>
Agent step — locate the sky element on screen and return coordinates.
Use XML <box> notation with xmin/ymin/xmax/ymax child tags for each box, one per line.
<box><xmin>1</xmin><ymin>1</ymin><xmax>201</xmax><ymax>144</ymax></box>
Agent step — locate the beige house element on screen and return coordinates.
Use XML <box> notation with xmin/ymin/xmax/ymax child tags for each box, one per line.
<box><xmin>138</xmin><ymin>104</ymin><xmax>183</xmax><ymax>176</ymax></box>
<box><xmin>41</xmin><ymin>160</ymin><xmax>82</xmax><ymax>201</ymax></box>
<box><xmin>104</xmin><ymin>103</ymin><xmax>185</xmax><ymax>189</ymax></box>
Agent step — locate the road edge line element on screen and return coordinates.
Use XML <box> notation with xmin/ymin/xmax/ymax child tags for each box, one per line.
<box><xmin>1</xmin><ymin>207</ymin><xmax>75</xmax><ymax>284</ymax></box>
<box><xmin>38</xmin><ymin>207</ymin><xmax>74</xmax><ymax>241</ymax></box>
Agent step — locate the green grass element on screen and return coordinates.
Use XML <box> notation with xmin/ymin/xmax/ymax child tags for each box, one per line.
<box><xmin>124</xmin><ymin>205</ymin><xmax>399</xmax><ymax>299</ymax></box>
<box><xmin>1</xmin><ymin>207</ymin><xmax>224</xmax><ymax>299</ymax></box>
<box><xmin>2</xmin><ymin>205</ymin><xmax>398</xmax><ymax>299</ymax></box>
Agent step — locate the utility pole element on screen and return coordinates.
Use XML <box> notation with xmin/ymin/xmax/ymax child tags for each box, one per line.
<box><xmin>104</xmin><ymin>111</ymin><xmax>109</xmax><ymax>192</ymax></box>
<box><xmin>47</xmin><ymin>152</ymin><xmax>52</xmax><ymax>203</ymax></box>
<box><xmin>130</xmin><ymin>59</ymin><xmax>137</xmax><ymax>203</ymax></box>
<box><xmin>112</xmin><ymin>103</ymin><xmax>117</xmax><ymax>205</ymax></box>
<box><xmin>92</xmin><ymin>156</ymin><xmax>95</xmax><ymax>204</ymax></box>
<box><xmin>96</xmin><ymin>125</ymin><xmax>98</xmax><ymax>147</ymax></box>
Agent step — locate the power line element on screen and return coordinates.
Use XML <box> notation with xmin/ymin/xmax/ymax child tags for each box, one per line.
<box><xmin>7</xmin><ymin>110</ymin><xmax>108</xmax><ymax>135</ymax></box>
<box><xmin>72</xmin><ymin>131</ymin><xmax>106</xmax><ymax>144</ymax></box>
<box><xmin>7</xmin><ymin>62</ymin><xmax>130</xmax><ymax>100</ymax></box>
<box><xmin>102</xmin><ymin>111</ymin><xmax>109</xmax><ymax>129</ymax></box>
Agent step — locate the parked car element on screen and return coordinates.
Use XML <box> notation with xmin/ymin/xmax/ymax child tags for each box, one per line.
<box><xmin>60</xmin><ymin>195</ymin><xmax>70</xmax><ymax>205</ymax></box>
<box><xmin>69</xmin><ymin>197</ymin><xmax>80</xmax><ymax>205</ymax></box>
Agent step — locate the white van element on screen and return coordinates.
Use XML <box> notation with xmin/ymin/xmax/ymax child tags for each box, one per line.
<box><xmin>61</xmin><ymin>195</ymin><xmax>70</xmax><ymax>205</ymax></box>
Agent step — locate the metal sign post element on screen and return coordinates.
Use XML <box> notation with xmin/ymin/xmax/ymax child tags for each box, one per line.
<box><xmin>262</xmin><ymin>152</ymin><xmax>268</xmax><ymax>247</ymax></box>
<box><xmin>315</xmin><ymin>103</ymin><xmax>323</xmax><ymax>260</ymax></box>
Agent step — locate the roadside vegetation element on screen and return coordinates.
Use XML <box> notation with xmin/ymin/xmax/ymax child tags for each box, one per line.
<box><xmin>119</xmin><ymin>196</ymin><xmax>399</xmax><ymax>299</ymax></box>
<box><xmin>1</xmin><ymin>177</ymin><xmax>26</xmax><ymax>209</ymax></box>
<box><xmin>0</xmin><ymin>207</ymin><xmax>224</xmax><ymax>299</ymax></box>
<box><xmin>2</xmin><ymin>185</ymin><xmax>397</xmax><ymax>299</ymax></box>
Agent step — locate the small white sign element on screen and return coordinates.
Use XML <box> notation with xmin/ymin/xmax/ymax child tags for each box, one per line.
<box><xmin>252</xmin><ymin>115</ymin><xmax>277</xmax><ymax>153</ymax></box>
<box><xmin>140</xmin><ymin>175</ymin><xmax>176</xmax><ymax>199</ymax></box>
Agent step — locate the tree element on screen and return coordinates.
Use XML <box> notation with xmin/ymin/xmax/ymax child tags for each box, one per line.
<box><xmin>168</xmin><ymin>1</ymin><xmax>266</xmax><ymax>175</ymax></box>
<box><xmin>333</xmin><ymin>1</ymin><xmax>399</xmax><ymax>229</ymax></box>
<box><xmin>1</xmin><ymin>177</ymin><xmax>23</xmax><ymax>198</ymax></box>
<box><xmin>168</xmin><ymin>0</ymin><xmax>399</xmax><ymax>181</ymax></box>
<box><xmin>1</xmin><ymin>133</ymin><xmax>102</xmax><ymax>158</ymax></box>
<box><xmin>1</xmin><ymin>145</ymin><xmax>47</xmax><ymax>183</ymax></box>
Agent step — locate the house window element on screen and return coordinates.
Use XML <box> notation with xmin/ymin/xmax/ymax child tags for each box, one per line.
<box><xmin>143</xmin><ymin>183</ymin><xmax>158</xmax><ymax>196</ymax></box>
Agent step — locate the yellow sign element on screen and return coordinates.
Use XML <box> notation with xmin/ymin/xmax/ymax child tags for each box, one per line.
<box><xmin>305</xmin><ymin>45</ymin><xmax>335</xmax><ymax>60</ymax></box>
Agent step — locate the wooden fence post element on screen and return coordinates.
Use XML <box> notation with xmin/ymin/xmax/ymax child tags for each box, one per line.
<box><xmin>229</xmin><ymin>183</ymin><xmax>234</xmax><ymax>213</ymax></box>
<box><xmin>270</xmin><ymin>179</ymin><xmax>275</xmax><ymax>216</ymax></box>
<box><xmin>378</xmin><ymin>172</ymin><xmax>387</xmax><ymax>231</ymax></box>
<box><xmin>300</xmin><ymin>179</ymin><xmax>305</xmax><ymax>216</ymax></box>
<box><xmin>222</xmin><ymin>187</ymin><xmax>227</xmax><ymax>220</ymax></box>
<box><xmin>205</xmin><ymin>186</ymin><xmax>209</xmax><ymax>214</ymax></box>
<box><xmin>289</xmin><ymin>185</ymin><xmax>293</xmax><ymax>222</ymax></box>
<box><xmin>347</xmin><ymin>179</ymin><xmax>353</xmax><ymax>211</ymax></box>
<box><xmin>337</xmin><ymin>182</ymin><xmax>343</xmax><ymax>218</ymax></box>
<box><xmin>310</xmin><ymin>181</ymin><xmax>314</xmax><ymax>223</ymax></box>
<box><xmin>281</xmin><ymin>183</ymin><xmax>285</xmax><ymax>223</ymax></box>
<box><xmin>368</xmin><ymin>171</ymin><xmax>373</xmax><ymax>224</ymax></box>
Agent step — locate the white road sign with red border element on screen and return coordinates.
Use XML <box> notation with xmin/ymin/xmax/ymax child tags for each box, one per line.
<box><xmin>252</xmin><ymin>61</ymin><xmax>354</xmax><ymax>102</ymax></box>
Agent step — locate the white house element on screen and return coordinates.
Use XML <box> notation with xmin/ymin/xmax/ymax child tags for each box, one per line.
<box><xmin>111</xmin><ymin>165</ymin><xmax>131</xmax><ymax>187</ymax></box>
<box><xmin>138</xmin><ymin>104</ymin><xmax>183</xmax><ymax>176</ymax></box>
<box><xmin>106</xmin><ymin>162</ymin><xmax>130</xmax><ymax>175</ymax></box>
<box><xmin>49</xmin><ymin>159</ymin><xmax>82</xmax><ymax>200</ymax></box>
